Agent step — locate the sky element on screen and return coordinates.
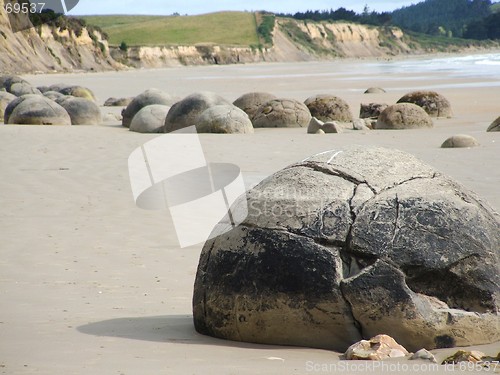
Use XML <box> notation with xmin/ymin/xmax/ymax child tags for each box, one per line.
<box><xmin>67</xmin><ymin>0</ymin><xmax>423</xmax><ymax>16</ymax></box>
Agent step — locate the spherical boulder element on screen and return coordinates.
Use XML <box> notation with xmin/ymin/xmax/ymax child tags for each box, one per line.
<box><xmin>123</xmin><ymin>89</ymin><xmax>178</xmax><ymax>128</ymax></box>
<box><xmin>129</xmin><ymin>104</ymin><xmax>170</xmax><ymax>133</ymax></box>
<box><xmin>9</xmin><ymin>82</ymin><xmax>42</xmax><ymax>96</ymax></box>
<box><xmin>196</xmin><ymin>105</ymin><xmax>254</xmax><ymax>134</ymax></box>
<box><xmin>304</xmin><ymin>94</ymin><xmax>353</xmax><ymax>122</ymax></box>
<box><xmin>58</xmin><ymin>85</ymin><xmax>97</xmax><ymax>102</ymax></box>
<box><xmin>441</xmin><ymin>134</ymin><xmax>480</xmax><ymax>148</ymax></box>
<box><xmin>43</xmin><ymin>91</ymin><xmax>66</xmax><ymax>101</ymax></box>
<box><xmin>193</xmin><ymin>146</ymin><xmax>499</xmax><ymax>352</ymax></box>
<box><xmin>164</xmin><ymin>92</ymin><xmax>230</xmax><ymax>133</ymax></box>
<box><xmin>56</xmin><ymin>96</ymin><xmax>102</xmax><ymax>125</ymax></box>
<box><xmin>233</xmin><ymin>92</ymin><xmax>277</xmax><ymax>120</ymax></box>
<box><xmin>0</xmin><ymin>91</ymin><xmax>17</xmax><ymax>122</ymax></box>
<box><xmin>0</xmin><ymin>75</ymin><xmax>27</xmax><ymax>91</ymax></box>
<box><xmin>397</xmin><ymin>90</ymin><xmax>452</xmax><ymax>118</ymax></box>
<box><xmin>375</xmin><ymin>103</ymin><xmax>433</xmax><ymax>129</ymax></box>
<box><xmin>5</xmin><ymin>95</ymin><xmax>71</xmax><ymax>125</ymax></box>
<box><xmin>487</xmin><ymin>116</ymin><xmax>500</xmax><ymax>132</ymax></box>
<box><xmin>252</xmin><ymin>98</ymin><xmax>311</xmax><ymax>128</ymax></box>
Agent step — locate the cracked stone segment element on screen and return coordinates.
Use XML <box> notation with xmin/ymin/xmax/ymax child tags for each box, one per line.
<box><xmin>252</xmin><ymin>98</ymin><xmax>311</xmax><ymax>128</ymax></box>
<box><xmin>193</xmin><ymin>146</ymin><xmax>500</xmax><ymax>351</ymax></box>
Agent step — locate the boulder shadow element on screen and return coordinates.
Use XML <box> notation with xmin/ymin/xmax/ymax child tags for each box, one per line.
<box><xmin>77</xmin><ymin>314</ymin><xmax>288</xmax><ymax>350</ymax></box>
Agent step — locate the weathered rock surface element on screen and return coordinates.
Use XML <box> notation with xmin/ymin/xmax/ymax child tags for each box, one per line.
<box><xmin>410</xmin><ymin>349</ymin><xmax>437</xmax><ymax>363</ymax></box>
<box><xmin>43</xmin><ymin>91</ymin><xmax>66</xmax><ymax>101</ymax></box>
<box><xmin>129</xmin><ymin>104</ymin><xmax>170</xmax><ymax>133</ymax></box>
<box><xmin>58</xmin><ymin>86</ymin><xmax>97</xmax><ymax>102</ymax></box>
<box><xmin>442</xmin><ymin>350</ymin><xmax>486</xmax><ymax>365</ymax></box>
<box><xmin>123</xmin><ymin>89</ymin><xmax>177</xmax><ymax>128</ymax></box>
<box><xmin>304</xmin><ymin>94</ymin><xmax>353</xmax><ymax>122</ymax></box>
<box><xmin>345</xmin><ymin>335</ymin><xmax>409</xmax><ymax>360</ymax></box>
<box><xmin>253</xmin><ymin>98</ymin><xmax>311</xmax><ymax>128</ymax></box>
<box><xmin>56</xmin><ymin>96</ymin><xmax>102</xmax><ymax>125</ymax></box>
<box><xmin>397</xmin><ymin>90</ymin><xmax>452</xmax><ymax>118</ymax></box>
<box><xmin>441</xmin><ymin>134</ymin><xmax>479</xmax><ymax>148</ymax></box>
<box><xmin>233</xmin><ymin>92</ymin><xmax>277</xmax><ymax>120</ymax></box>
<box><xmin>104</xmin><ymin>97</ymin><xmax>134</xmax><ymax>107</ymax></box>
<box><xmin>193</xmin><ymin>146</ymin><xmax>500</xmax><ymax>352</ymax></box>
<box><xmin>487</xmin><ymin>116</ymin><xmax>500</xmax><ymax>132</ymax></box>
<box><xmin>164</xmin><ymin>91</ymin><xmax>230</xmax><ymax>132</ymax></box>
<box><xmin>5</xmin><ymin>95</ymin><xmax>71</xmax><ymax>125</ymax></box>
<box><xmin>360</xmin><ymin>103</ymin><xmax>388</xmax><ymax>119</ymax></box>
<box><xmin>375</xmin><ymin>103</ymin><xmax>433</xmax><ymax>129</ymax></box>
<box><xmin>196</xmin><ymin>105</ymin><xmax>254</xmax><ymax>134</ymax></box>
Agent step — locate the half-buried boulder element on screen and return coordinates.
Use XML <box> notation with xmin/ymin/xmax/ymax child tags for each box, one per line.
<box><xmin>397</xmin><ymin>90</ymin><xmax>452</xmax><ymax>118</ymax></box>
<box><xmin>441</xmin><ymin>134</ymin><xmax>480</xmax><ymax>148</ymax></box>
<box><xmin>487</xmin><ymin>116</ymin><xmax>500</xmax><ymax>132</ymax></box>
<box><xmin>375</xmin><ymin>103</ymin><xmax>433</xmax><ymax>129</ymax></box>
<box><xmin>0</xmin><ymin>91</ymin><xmax>17</xmax><ymax>122</ymax></box>
<box><xmin>129</xmin><ymin>104</ymin><xmax>170</xmax><ymax>133</ymax></box>
<box><xmin>123</xmin><ymin>89</ymin><xmax>177</xmax><ymax>128</ymax></box>
<box><xmin>193</xmin><ymin>146</ymin><xmax>499</xmax><ymax>352</ymax></box>
<box><xmin>252</xmin><ymin>98</ymin><xmax>311</xmax><ymax>128</ymax></box>
<box><xmin>304</xmin><ymin>94</ymin><xmax>353</xmax><ymax>122</ymax></box>
<box><xmin>196</xmin><ymin>105</ymin><xmax>254</xmax><ymax>134</ymax></box>
<box><xmin>56</xmin><ymin>96</ymin><xmax>102</xmax><ymax>125</ymax></box>
<box><xmin>164</xmin><ymin>92</ymin><xmax>230</xmax><ymax>133</ymax></box>
<box><xmin>58</xmin><ymin>85</ymin><xmax>97</xmax><ymax>102</ymax></box>
<box><xmin>233</xmin><ymin>92</ymin><xmax>277</xmax><ymax>120</ymax></box>
<box><xmin>5</xmin><ymin>95</ymin><xmax>71</xmax><ymax>125</ymax></box>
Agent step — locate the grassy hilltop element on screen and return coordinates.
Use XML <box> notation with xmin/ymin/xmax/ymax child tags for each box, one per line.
<box><xmin>82</xmin><ymin>12</ymin><xmax>260</xmax><ymax>47</ymax></box>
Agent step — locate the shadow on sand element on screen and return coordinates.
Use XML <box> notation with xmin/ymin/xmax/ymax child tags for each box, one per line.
<box><xmin>77</xmin><ymin>314</ymin><xmax>289</xmax><ymax>350</ymax></box>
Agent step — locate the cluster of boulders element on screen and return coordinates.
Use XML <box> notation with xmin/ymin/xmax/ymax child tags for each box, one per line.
<box><xmin>1</xmin><ymin>74</ymin><xmax>101</xmax><ymax>126</ymax></box>
<box><xmin>193</xmin><ymin>146</ymin><xmax>500</xmax><ymax>352</ymax></box>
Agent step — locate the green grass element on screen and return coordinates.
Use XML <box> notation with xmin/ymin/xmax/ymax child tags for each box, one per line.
<box><xmin>492</xmin><ymin>2</ymin><xmax>500</xmax><ymax>13</ymax></box>
<box><xmin>81</xmin><ymin>12</ymin><xmax>260</xmax><ymax>47</ymax></box>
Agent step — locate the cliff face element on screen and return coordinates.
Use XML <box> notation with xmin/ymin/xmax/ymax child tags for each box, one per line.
<box><xmin>0</xmin><ymin>0</ymin><xmax>122</xmax><ymax>73</ymax></box>
<box><xmin>115</xmin><ymin>19</ymin><xmax>415</xmax><ymax>69</ymax></box>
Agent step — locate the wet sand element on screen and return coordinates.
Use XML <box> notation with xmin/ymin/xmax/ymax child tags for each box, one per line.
<box><xmin>1</xmin><ymin>57</ymin><xmax>499</xmax><ymax>374</ymax></box>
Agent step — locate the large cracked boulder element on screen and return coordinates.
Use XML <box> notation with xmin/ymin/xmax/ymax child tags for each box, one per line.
<box><xmin>397</xmin><ymin>90</ymin><xmax>452</xmax><ymax>118</ymax></box>
<box><xmin>375</xmin><ymin>103</ymin><xmax>433</xmax><ymax>129</ymax></box>
<box><xmin>304</xmin><ymin>94</ymin><xmax>353</xmax><ymax>122</ymax></box>
<box><xmin>196</xmin><ymin>105</ymin><xmax>254</xmax><ymax>134</ymax></box>
<box><xmin>4</xmin><ymin>95</ymin><xmax>71</xmax><ymax>125</ymax></box>
<box><xmin>233</xmin><ymin>92</ymin><xmax>277</xmax><ymax>120</ymax></box>
<box><xmin>252</xmin><ymin>98</ymin><xmax>311</xmax><ymax>128</ymax></box>
<box><xmin>193</xmin><ymin>146</ymin><xmax>499</xmax><ymax>352</ymax></box>
<box><xmin>164</xmin><ymin>92</ymin><xmax>230</xmax><ymax>133</ymax></box>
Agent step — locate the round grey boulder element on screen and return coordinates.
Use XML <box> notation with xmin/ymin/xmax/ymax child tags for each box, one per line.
<box><xmin>5</xmin><ymin>95</ymin><xmax>71</xmax><ymax>125</ymax></box>
<box><xmin>441</xmin><ymin>134</ymin><xmax>480</xmax><ymax>148</ymax></box>
<box><xmin>196</xmin><ymin>105</ymin><xmax>254</xmax><ymax>134</ymax></box>
<box><xmin>375</xmin><ymin>103</ymin><xmax>433</xmax><ymax>129</ymax></box>
<box><xmin>58</xmin><ymin>85</ymin><xmax>97</xmax><ymax>102</ymax></box>
<box><xmin>9</xmin><ymin>82</ymin><xmax>42</xmax><ymax>96</ymax></box>
<box><xmin>129</xmin><ymin>104</ymin><xmax>170</xmax><ymax>133</ymax></box>
<box><xmin>233</xmin><ymin>92</ymin><xmax>277</xmax><ymax>120</ymax></box>
<box><xmin>56</xmin><ymin>96</ymin><xmax>102</xmax><ymax>125</ymax></box>
<box><xmin>0</xmin><ymin>91</ymin><xmax>17</xmax><ymax>122</ymax></box>
<box><xmin>43</xmin><ymin>91</ymin><xmax>66</xmax><ymax>101</ymax></box>
<box><xmin>123</xmin><ymin>89</ymin><xmax>178</xmax><ymax>128</ymax></box>
<box><xmin>164</xmin><ymin>92</ymin><xmax>230</xmax><ymax>133</ymax></box>
<box><xmin>193</xmin><ymin>146</ymin><xmax>499</xmax><ymax>352</ymax></box>
<box><xmin>487</xmin><ymin>116</ymin><xmax>500</xmax><ymax>132</ymax></box>
<box><xmin>104</xmin><ymin>97</ymin><xmax>134</xmax><ymax>107</ymax></box>
<box><xmin>397</xmin><ymin>91</ymin><xmax>452</xmax><ymax>118</ymax></box>
<box><xmin>0</xmin><ymin>75</ymin><xmax>28</xmax><ymax>91</ymax></box>
<box><xmin>304</xmin><ymin>94</ymin><xmax>353</xmax><ymax>122</ymax></box>
<box><xmin>252</xmin><ymin>98</ymin><xmax>311</xmax><ymax>128</ymax></box>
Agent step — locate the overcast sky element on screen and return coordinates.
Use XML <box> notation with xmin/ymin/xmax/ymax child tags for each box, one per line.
<box><xmin>67</xmin><ymin>0</ymin><xmax>423</xmax><ymax>16</ymax></box>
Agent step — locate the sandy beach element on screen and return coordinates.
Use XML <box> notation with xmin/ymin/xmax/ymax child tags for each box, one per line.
<box><xmin>1</xmin><ymin>55</ymin><xmax>499</xmax><ymax>374</ymax></box>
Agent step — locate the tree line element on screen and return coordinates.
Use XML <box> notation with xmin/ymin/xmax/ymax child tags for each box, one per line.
<box><xmin>277</xmin><ymin>0</ymin><xmax>500</xmax><ymax>40</ymax></box>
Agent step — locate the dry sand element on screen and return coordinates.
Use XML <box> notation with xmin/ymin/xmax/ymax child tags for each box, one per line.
<box><xmin>1</xmin><ymin>57</ymin><xmax>499</xmax><ymax>374</ymax></box>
